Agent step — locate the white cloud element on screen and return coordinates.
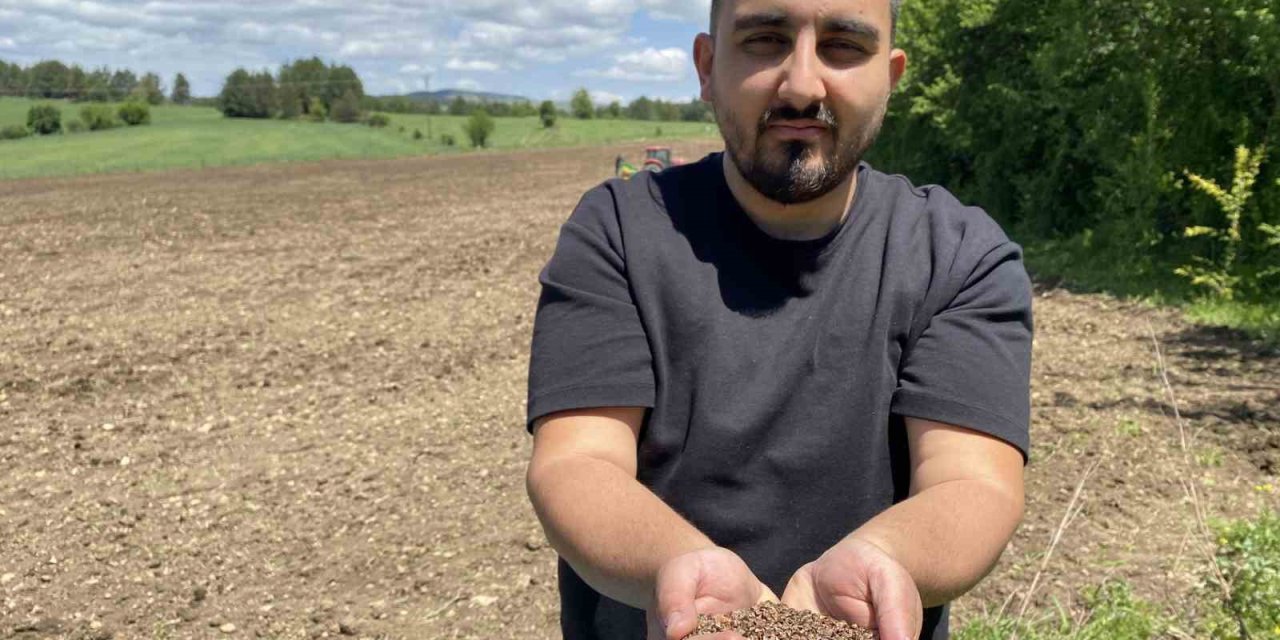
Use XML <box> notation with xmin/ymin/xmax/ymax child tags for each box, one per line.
<box><xmin>399</xmin><ymin>63</ymin><xmax>435</xmax><ymax>75</ymax></box>
<box><xmin>640</xmin><ymin>0</ymin><xmax>712</xmax><ymax>24</ymax></box>
<box><xmin>0</xmin><ymin>1</ymin><xmax>706</xmax><ymax>97</ymax></box>
<box><xmin>576</xmin><ymin>47</ymin><xmax>690</xmax><ymax>82</ymax></box>
<box><xmin>590</xmin><ymin>90</ymin><xmax>624</xmax><ymax>106</ymax></box>
<box><xmin>445</xmin><ymin>58</ymin><xmax>500</xmax><ymax>72</ymax></box>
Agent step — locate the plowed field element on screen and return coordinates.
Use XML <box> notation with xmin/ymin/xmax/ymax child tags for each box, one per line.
<box><xmin>2</xmin><ymin>143</ymin><xmax>1277</xmax><ymax>639</ymax></box>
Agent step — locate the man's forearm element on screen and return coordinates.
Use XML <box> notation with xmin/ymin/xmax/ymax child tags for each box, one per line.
<box><xmin>526</xmin><ymin>454</ymin><xmax>716</xmax><ymax>610</ymax></box>
<box><xmin>845</xmin><ymin>479</ymin><xmax>1024</xmax><ymax>607</ymax></box>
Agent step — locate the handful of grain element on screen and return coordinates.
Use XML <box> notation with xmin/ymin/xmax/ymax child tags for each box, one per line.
<box><xmin>685</xmin><ymin>601</ymin><xmax>874</xmax><ymax>640</ymax></box>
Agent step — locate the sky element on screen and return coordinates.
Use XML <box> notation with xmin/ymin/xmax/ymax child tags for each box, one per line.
<box><xmin>0</xmin><ymin>0</ymin><xmax>713</xmax><ymax>103</ymax></box>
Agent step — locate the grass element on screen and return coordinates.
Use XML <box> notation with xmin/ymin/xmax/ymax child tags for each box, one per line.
<box><xmin>1023</xmin><ymin>234</ymin><xmax>1280</xmax><ymax>344</ymax></box>
<box><xmin>0</xmin><ymin>97</ymin><xmax>719</xmax><ymax>181</ymax></box>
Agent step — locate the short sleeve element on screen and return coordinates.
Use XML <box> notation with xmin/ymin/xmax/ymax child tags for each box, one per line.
<box><xmin>890</xmin><ymin>241</ymin><xmax>1034</xmax><ymax>461</ymax></box>
<box><xmin>526</xmin><ymin>184</ymin><xmax>656</xmax><ymax>432</ymax></box>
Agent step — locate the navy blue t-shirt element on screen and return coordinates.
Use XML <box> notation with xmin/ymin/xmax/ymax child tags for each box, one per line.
<box><xmin>527</xmin><ymin>153</ymin><xmax>1033</xmax><ymax>640</ymax></box>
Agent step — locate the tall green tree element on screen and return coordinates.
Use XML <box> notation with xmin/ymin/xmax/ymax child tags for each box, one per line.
<box><xmin>85</xmin><ymin>67</ymin><xmax>112</xmax><ymax>102</ymax></box>
<box><xmin>449</xmin><ymin>95</ymin><xmax>470</xmax><ymax>116</ymax></box>
<box><xmin>218</xmin><ymin>68</ymin><xmax>276</xmax><ymax>118</ymax></box>
<box><xmin>323</xmin><ymin>64</ymin><xmax>363</xmax><ymax>112</ymax></box>
<box><xmin>0</xmin><ymin>60</ymin><xmax>26</xmax><ymax>97</ymax></box>
<box><xmin>64</xmin><ymin>65</ymin><xmax>87</xmax><ymax>102</ymax></box>
<box><xmin>108</xmin><ymin>69</ymin><xmax>137</xmax><ymax>101</ymax></box>
<box><xmin>171</xmin><ymin>73</ymin><xmax>191</xmax><ymax>104</ymax></box>
<box><xmin>26</xmin><ymin>60</ymin><xmax>70</xmax><ymax>98</ymax></box>
<box><xmin>627</xmin><ymin>96</ymin><xmax>655</xmax><ymax>121</ymax></box>
<box><xmin>135</xmin><ymin>72</ymin><xmax>165</xmax><ymax>105</ymax></box>
<box><xmin>570</xmin><ymin>88</ymin><xmax>594</xmax><ymax>119</ymax></box>
<box><xmin>278</xmin><ymin>57</ymin><xmax>329</xmax><ymax>117</ymax></box>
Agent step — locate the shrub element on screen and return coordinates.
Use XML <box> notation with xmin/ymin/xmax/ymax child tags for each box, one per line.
<box><xmin>65</xmin><ymin>120</ymin><xmax>85</xmax><ymax>134</ymax></box>
<box><xmin>306</xmin><ymin>97</ymin><xmax>327</xmax><ymax>122</ymax></box>
<box><xmin>539</xmin><ymin>100</ymin><xmax>557</xmax><ymax>128</ymax></box>
<box><xmin>80</xmin><ymin>104</ymin><xmax>119</xmax><ymax>131</ymax></box>
<box><xmin>117</xmin><ymin>101</ymin><xmax>151</xmax><ymax>126</ymax></box>
<box><xmin>26</xmin><ymin>104</ymin><xmax>62</xmax><ymax>135</ymax></box>
<box><xmin>329</xmin><ymin>89</ymin><xmax>362</xmax><ymax>123</ymax></box>
<box><xmin>439</xmin><ymin>132</ymin><xmax>456</xmax><ymax>147</ymax></box>
<box><xmin>1201</xmin><ymin>509</ymin><xmax>1280</xmax><ymax>639</ymax></box>
<box><xmin>412</xmin><ymin>128</ymin><xmax>424</xmax><ymax>141</ymax></box>
<box><xmin>366</xmin><ymin>113</ymin><xmax>390</xmax><ymax>128</ymax></box>
<box><xmin>0</xmin><ymin>124</ymin><xmax>30</xmax><ymax>140</ymax></box>
<box><xmin>464</xmin><ymin>111</ymin><xmax>495</xmax><ymax>148</ymax></box>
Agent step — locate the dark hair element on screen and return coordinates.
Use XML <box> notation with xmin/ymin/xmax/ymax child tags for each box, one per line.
<box><xmin>709</xmin><ymin>0</ymin><xmax>902</xmax><ymax>40</ymax></box>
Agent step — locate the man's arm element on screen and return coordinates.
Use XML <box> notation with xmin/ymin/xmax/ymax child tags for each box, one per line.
<box><xmin>525</xmin><ymin>407</ymin><xmax>717</xmax><ymax>610</ymax></box>
<box><xmin>844</xmin><ymin>417</ymin><xmax>1025</xmax><ymax>607</ymax></box>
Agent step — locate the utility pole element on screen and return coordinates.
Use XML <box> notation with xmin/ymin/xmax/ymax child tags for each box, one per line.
<box><xmin>424</xmin><ymin>73</ymin><xmax>434</xmax><ymax>142</ymax></box>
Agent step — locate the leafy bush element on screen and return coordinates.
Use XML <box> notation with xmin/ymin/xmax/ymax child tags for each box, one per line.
<box><xmin>439</xmin><ymin>133</ymin><xmax>456</xmax><ymax>147</ymax></box>
<box><xmin>218</xmin><ymin>68</ymin><xmax>277</xmax><ymax>118</ymax></box>
<box><xmin>1201</xmin><ymin>510</ymin><xmax>1280</xmax><ymax>639</ymax></box>
<box><xmin>329</xmin><ymin>89</ymin><xmax>362</xmax><ymax>123</ymax></box>
<box><xmin>117</xmin><ymin>101</ymin><xmax>151</xmax><ymax>126</ymax></box>
<box><xmin>80</xmin><ymin>104</ymin><xmax>119</xmax><ymax>131</ymax></box>
<box><xmin>539</xmin><ymin>100</ymin><xmax>557</xmax><ymax>128</ymax></box>
<box><xmin>412</xmin><ymin>128</ymin><xmax>423</xmax><ymax>141</ymax></box>
<box><xmin>26</xmin><ymin>104</ymin><xmax>62</xmax><ymax>135</ymax></box>
<box><xmin>366</xmin><ymin>113</ymin><xmax>390</xmax><ymax>128</ymax></box>
<box><xmin>0</xmin><ymin>124</ymin><xmax>30</xmax><ymax>140</ymax></box>
<box><xmin>872</xmin><ymin>0</ymin><xmax>1279</xmax><ymax>303</ymax></box>
<box><xmin>306</xmin><ymin>97</ymin><xmax>327</xmax><ymax>123</ymax></box>
<box><xmin>465</xmin><ymin>111</ymin><xmax>495</xmax><ymax>148</ymax></box>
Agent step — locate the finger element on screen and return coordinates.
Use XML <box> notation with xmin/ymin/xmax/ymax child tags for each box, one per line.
<box><xmin>869</xmin><ymin>566</ymin><xmax>923</xmax><ymax>640</ymax></box>
<box><xmin>773</xmin><ymin>568</ymin><xmax>814</xmax><ymax>611</ymax></box>
<box><xmin>688</xmin><ymin>633</ymin><xmax>747</xmax><ymax>640</ymax></box>
<box><xmin>653</xmin><ymin>556</ymin><xmax>705</xmax><ymax>640</ymax></box>
<box><xmin>757</xmin><ymin>584</ymin><xmax>780</xmax><ymax>604</ymax></box>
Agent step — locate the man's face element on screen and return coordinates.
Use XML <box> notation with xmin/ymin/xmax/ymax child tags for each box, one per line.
<box><xmin>695</xmin><ymin>0</ymin><xmax>906</xmax><ymax>204</ymax></box>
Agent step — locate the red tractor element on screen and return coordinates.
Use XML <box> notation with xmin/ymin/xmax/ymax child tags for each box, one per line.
<box><xmin>615</xmin><ymin>146</ymin><xmax>686</xmax><ymax>179</ymax></box>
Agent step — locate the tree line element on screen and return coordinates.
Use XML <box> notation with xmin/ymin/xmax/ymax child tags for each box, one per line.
<box><xmin>0</xmin><ymin>59</ymin><xmax>190</xmax><ymax>104</ymax></box>
<box><xmin>217</xmin><ymin>57</ymin><xmax>365</xmax><ymax>121</ymax></box>
<box><xmin>871</xmin><ymin>0</ymin><xmax>1278</xmax><ymax>303</ymax></box>
<box><xmin>367</xmin><ymin>90</ymin><xmax>712</xmax><ymax>123</ymax></box>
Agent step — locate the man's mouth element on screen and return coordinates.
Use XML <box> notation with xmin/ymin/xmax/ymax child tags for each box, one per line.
<box><xmin>766</xmin><ymin>120</ymin><xmax>829</xmax><ymax>141</ymax></box>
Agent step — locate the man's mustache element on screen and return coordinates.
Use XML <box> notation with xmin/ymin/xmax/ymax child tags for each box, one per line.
<box><xmin>758</xmin><ymin>103</ymin><xmax>838</xmax><ymax>132</ymax></box>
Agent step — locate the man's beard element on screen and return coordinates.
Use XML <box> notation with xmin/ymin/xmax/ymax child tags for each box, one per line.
<box><xmin>717</xmin><ymin>99</ymin><xmax>885</xmax><ymax>205</ymax></box>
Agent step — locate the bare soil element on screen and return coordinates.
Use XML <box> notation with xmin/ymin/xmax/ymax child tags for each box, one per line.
<box><xmin>1</xmin><ymin>142</ymin><xmax>1277</xmax><ymax>639</ymax></box>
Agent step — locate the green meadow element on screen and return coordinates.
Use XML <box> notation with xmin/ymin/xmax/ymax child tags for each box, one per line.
<box><xmin>0</xmin><ymin>97</ymin><xmax>718</xmax><ymax>181</ymax></box>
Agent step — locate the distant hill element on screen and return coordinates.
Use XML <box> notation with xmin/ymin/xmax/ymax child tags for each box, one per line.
<box><xmin>404</xmin><ymin>89</ymin><xmax>531</xmax><ymax>104</ymax></box>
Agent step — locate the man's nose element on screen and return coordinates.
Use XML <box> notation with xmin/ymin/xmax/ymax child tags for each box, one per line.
<box><xmin>777</xmin><ymin>36</ymin><xmax>827</xmax><ymax>110</ymax></box>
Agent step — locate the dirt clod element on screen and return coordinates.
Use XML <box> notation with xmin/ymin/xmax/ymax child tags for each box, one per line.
<box><xmin>688</xmin><ymin>602</ymin><xmax>874</xmax><ymax>640</ymax></box>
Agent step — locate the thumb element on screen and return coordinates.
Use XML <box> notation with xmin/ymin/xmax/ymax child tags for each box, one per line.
<box><xmin>653</xmin><ymin>557</ymin><xmax>704</xmax><ymax>640</ymax></box>
<box><xmin>869</xmin><ymin>566</ymin><xmax>922</xmax><ymax>640</ymax></box>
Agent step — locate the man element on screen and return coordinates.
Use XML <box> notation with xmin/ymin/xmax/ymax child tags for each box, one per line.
<box><xmin>525</xmin><ymin>1</ymin><xmax>1031</xmax><ymax>639</ymax></box>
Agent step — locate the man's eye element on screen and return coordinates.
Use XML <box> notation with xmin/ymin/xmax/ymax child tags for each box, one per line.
<box><xmin>743</xmin><ymin>35</ymin><xmax>789</xmax><ymax>53</ymax></box>
<box><xmin>823</xmin><ymin>41</ymin><xmax>866</xmax><ymax>53</ymax></box>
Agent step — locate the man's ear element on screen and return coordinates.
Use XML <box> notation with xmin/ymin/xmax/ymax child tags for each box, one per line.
<box><xmin>889</xmin><ymin>48</ymin><xmax>908</xmax><ymax>90</ymax></box>
<box><xmin>694</xmin><ymin>33</ymin><xmax>715</xmax><ymax>103</ymax></box>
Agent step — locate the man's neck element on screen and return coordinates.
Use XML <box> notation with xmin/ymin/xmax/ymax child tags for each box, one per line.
<box><xmin>721</xmin><ymin>153</ymin><xmax>859</xmax><ymax>242</ymax></box>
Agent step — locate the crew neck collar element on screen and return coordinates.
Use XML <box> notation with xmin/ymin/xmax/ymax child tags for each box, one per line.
<box><xmin>710</xmin><ymin>152</ymin><xmax>869</xmax><ymax>257</ymax></box>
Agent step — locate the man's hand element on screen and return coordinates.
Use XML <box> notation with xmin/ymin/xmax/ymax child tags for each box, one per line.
<box><xmin>780</xmin><ymin>537</ymin><xmax>923</xmax><ymax>640</ymax></box>
<box><xmin>646</xmin><ymin>547</ymin><xmax>779</xmax><ymax>640</ymax></box>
